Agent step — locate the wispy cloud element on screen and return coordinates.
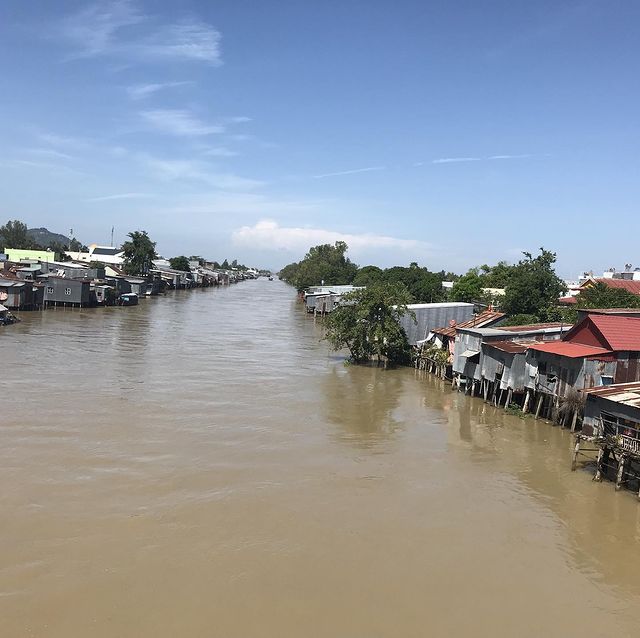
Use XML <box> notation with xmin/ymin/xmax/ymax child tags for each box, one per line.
<box><xmin>127</xmin><ymin>81</ymin><xmax>193</xmax><ymax>100</ymax></box>
<box><xmin>487</xmin><ymin>154</ymin><xmax>532</xmax><ymax>160</ymax></box>
<box><xmin>313</xmin><ymin>166</ymin><xmax>385</xmax><ymax>179</ymax></box>
<box><xmin>201</xmin><ymin>147</ymin><xmax>239</xmax><ymax>158</ymax></box>
<box><xmin>232</xmin><ymin>220</ymin><xmax>430</xmax><ymax>256</ymax></box>
<box><xmin>432</xmin><ymin>154</ymin><xmax>534</xmax><ymax>164</ymax></box>
<box><xmin>38</xmin><ymin>132</ymin><xmax>89</xmax><ymax>149</ymax></box>
<box><xmin>24</xmin><ymin>148</ymin><xmax>74</xmax><ymax>161</ymax></box>
<box><xmin>138</xmin><ymin>154</ymin><xmax>265</xmax><ymax>190</ymax></box>
<box><xmin>87</xmin><ymin>192</ymin><xmax>154</xmax><ymax>202</ymax></box>
<box><xmin>59</xmin><ymin>0</ymin><xmax>144</xmax><ymax>58</ymax></box>
<box><xmin>141</xmin><ymin>109</ymin><xmax>223</xmax><ymax>136</ymax></box>
<box><xmin>58</xmin><ymin>1</ymin><xmax>222</xmax><ymax>65</ymax></box>
<box><xmin>432</xmin><ymin>157</ymin><xmax>482</xmax><ymax>164</ymax></box>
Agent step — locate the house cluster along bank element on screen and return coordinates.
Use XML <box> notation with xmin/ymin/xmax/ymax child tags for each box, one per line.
<box><xmin>300</xmin><ymin>285</ymin><xmax>640</xmax><ymax>498</ymax></box>
<box><xmin>0</xmin><ymin>244</ymin><xmax>260</xmax><ymax>323</ymax></box>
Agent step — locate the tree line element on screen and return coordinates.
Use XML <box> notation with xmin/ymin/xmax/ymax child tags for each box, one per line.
<box><xmin>282</xmin><ymin>241</ymin><xmax>640</xmax><ymax>366</ymax></box>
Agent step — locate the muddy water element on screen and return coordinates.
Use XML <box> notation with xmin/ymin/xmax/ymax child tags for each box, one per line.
<box><xmin>2</xmin><ymin>279</ymin><xmax>640</xmax><ymax>637</ymax></box>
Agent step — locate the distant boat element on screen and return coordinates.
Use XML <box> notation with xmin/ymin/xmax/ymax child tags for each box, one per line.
<box><xmin>268</xmin><ymin>276</ymin><xmax>274</xmax><ymax>281</ymax></box>
<box><xmin>118</xmin><ymin>293</ymin><xmax>139</xmax><ymax>306</ymax></box>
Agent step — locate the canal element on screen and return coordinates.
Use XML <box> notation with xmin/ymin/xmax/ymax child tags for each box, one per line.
<box><xmin>2</xmin><ymin>278</ymin><xmax>640</xmax><ymax>637</ymax></box>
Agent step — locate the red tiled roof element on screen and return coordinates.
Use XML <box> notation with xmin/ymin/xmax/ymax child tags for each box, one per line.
<box><xmin>558</xmin><ymin>296</ymin><xmax>577</xmax><ymax>305</ymax></box>
<box><xmin>527</xmin><ymin>342</ymin><xmax>612</xmax><ymax>358</ymax></box>
<box><xmin>588</xmin><ymin>314</ymin><xmax>640</xmax><ymax>351</ymax></box>
<box><xmin>593</xmin><ymin>278</ymin><xmax>640</xmax><ymax>295</ymax></box>
<box><xmin>432</xmin><ymin>310</ymin><xmax>505</xmax><ymax>337</ymax></box>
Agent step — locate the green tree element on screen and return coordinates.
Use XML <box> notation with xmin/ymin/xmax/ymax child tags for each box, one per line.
<box><xmin>352</xmin><ymin>265</ymin><xmax>384</xmax><ymax>287</ymax></box>
<box><xmin>0</xmin><ymin>219</ymin><xmax>39</xmax><ymax>249</ymax></box>
<box><xmin>383</xmin><ymin>265</ymin><xmax>444</xmax><ymax>303</ymax></box>
<box><xmin>284</xmin><ymin>241</ymin><xmax>358</xmax><ymax>292</ymax></box>
<box><xmin>450</xmin><ymin>270</ymin><xmax>485</xmax><ymax>303</ymax></box>
<box><xmin>576</xmin><ymin>282</ymin><xmax>640</xmax><ymax>309</ymax></box>
<box><xmin>479</xmin><ymin>261</ymin><xmax>514</xmax><ymax>288</ymax></box>
<box><xmin>323</xmin><ymin>282</ymin><xmax>414</xmax><ymax>365</ymax></box>
<box><xmin>169</xmin><ymin>256</ymin><xmax>191</xmax><ymax>272</ymax></box>
<box><xmin>121</xmin><ymin>230</ymin><xmax>157</xmax><ymax>276</ymax></box>
<box><xmin>502</xmin><ymin>248</ymin><xmax>566</xmax><ymax>320</ymax></box>
<box><xmin>221</xmin><ymin>259</ymin><xmax>230</xmax><ymax>269</ymax></box>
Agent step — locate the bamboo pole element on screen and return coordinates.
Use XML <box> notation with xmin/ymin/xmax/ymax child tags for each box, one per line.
<box><xmin>534</xmin><ymin>394</ymin><xmax>544</xmax><ymax>420</ymax></box>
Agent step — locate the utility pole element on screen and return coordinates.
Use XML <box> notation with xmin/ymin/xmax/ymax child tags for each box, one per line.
<box><xmin>111</xmin><ymin>226</ymin><xmax>114</xmax><ymax>247</ymax></box>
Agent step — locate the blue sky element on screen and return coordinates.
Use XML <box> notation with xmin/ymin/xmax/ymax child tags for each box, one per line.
<box><xmin>0</xmin><ymin>1</ymin><xmax>638</xmax><ymax>276</ymax></box>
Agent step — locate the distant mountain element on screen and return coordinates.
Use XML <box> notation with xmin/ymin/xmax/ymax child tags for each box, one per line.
<box><xmin>27</xmin><ymin>227</ymin><xmax>71</xmax><ymax>248</ymax></box>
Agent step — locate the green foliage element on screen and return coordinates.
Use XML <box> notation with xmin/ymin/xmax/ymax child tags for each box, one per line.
<box><xmin>352</xmin><ymin>265</ymin><xmax>384</xmax><ymax>287</ymax></box>
<box><xmin>382</xmin><ymin>265</ymin><xmax>444</xmax><ymax>303</ymax></box>
<box><xmin>0</xmin><ymin>219</ymin><xmax>39</xmax><ymax>249</ymax></box>
<box><xmin>502</xmin><ymin>248</ymin><xmax>566</xmax><ymax>321</ymax></box>
<box><xmin>450</xmin><ymin>270</ymin><xmax>485</xmax><ymax>303</ymax></box>
<box><xmin>88</xmin><ymin>261</ymin><xmax>106</xmax><ymax>269</ymax></box>
<box><xmin>169</xmin><ymin>256</ymin><xmax>191</xmax><ymax>272</ymax></box>
<box><xmin>478</xmin><ymin>261</ymin><xmax>514</xmax><ymax>288</ymax></box>
<box><xmin>279</xmin><ymin>241</ymin><xmax>358</xmax><ymax>292</ymax></box>
<box><xmin>576</xmin><ymin>281</ymin><xmax>640</xmax><ymax>309</ymax></box>
<box><xmin>323</xmin><ymin>282</ymin><xmax>414</xmax><ymax>365</ymax></box>
<box><xmin>121</xmin><ymin>230</ymin><xmax>157</xmax><ymax>276</ymax></box>
<box><xmin>501</xmin><ymin>313</ymin><xmax>540</xmax><ymax>326</ymax></box>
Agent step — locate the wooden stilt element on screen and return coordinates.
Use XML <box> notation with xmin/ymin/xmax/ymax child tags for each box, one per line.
<box><xmin>522</xmin><ymin>390</ymin><xmax>531</xmax><ymax>414</ymax></box>
<box><xmin>483</xmin><ymin>380</ymin><xmax>489</xmax><ymax>402</ymax></box>
<box><xmin>504</xmin><ymin>388</ymin><xmax>513</xmax><ymax>410</ymax></box>
<box><xmin>570</xmin><ymin>409</ymin><xmax>579</xmax><ymax>432</ymax></box>
<box><xmin>534</xmin><ymin>394</ymin><xmax>544</xmax><ymax>420</ymax></box>
<box><xmin>498</xmin><ymin>389</ymin><xmax>504</xmax><ymax>407</ymax></box>
<box><xmin>571</xmin><ymin>439</ymin><xmax>580</xmax><ymax>471</ymax></box>
<box><xmin>594</xmin><ymin>448</ymin><xmax>604</xmax><ymax>482</ymax></box>
<box><xmin>491</xmin><ymin>382</ymin><xmax>497</xmax><ymax>405</ymax></box>
<box><xmin>616</xmin><ymin>456</ymin><xmax>626</xmax><ymax>491</ymax></box>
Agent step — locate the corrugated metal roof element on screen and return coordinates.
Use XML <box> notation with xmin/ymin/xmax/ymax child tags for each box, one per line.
<box><xmin>432</xmin><ymin>310</ymin><xmax>505</xmax><ymax>337</ymax></box>
<box><xmin>485</xmin><ymin>339</ymin><xmax>543</xmax><ymax>354</ymax></box>
<box><xmin>588</xmin><ymin>315</ymin><xmax>640</xmax><ymax>351</ymax></box>
<box><xmin>500</xmin><ymin>322</ymin><xmax>568</xmax><ymax>332</ymax></box>
<box><xmin>581</xmin><ymin>382</ymin><xmax>640</xmax><ymax>408</ymax></box>
<box><xmin>593</xmin><ymin>278</ymin><xmax>640</xmax><ymax>294</ymax></box>
<box><xmin>527</xmin><ymin>342</ymin><xmax>612</xmax><ymax>358</ymax></box>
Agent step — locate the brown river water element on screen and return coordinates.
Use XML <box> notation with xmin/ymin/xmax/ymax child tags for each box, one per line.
<box><xmin>2</xmin><ymin>278</ymin><xmax>640</xmax><ymax>637</ymax></box>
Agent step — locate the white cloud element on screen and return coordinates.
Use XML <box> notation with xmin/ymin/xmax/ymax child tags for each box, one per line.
<box><xmin>58</xmin><ymin>1</ymin><xmax>222</xmax><ymax>65</ymax></box>
<box><xmin>87</xmin><ymin>192</ymin><xmax>154</xmax><ymax>202</ymax></box>
<box><xmin>313</xmin><ymin>166</ymin><xmax>385</xmax><ymax>179</ymax></box>
<box><xmin>232</xmin><ymin>220</ymin><xmax>429</xmax><ymax>257</ymax></box>
<box><xmin>127</xmin><ymin>81</ymin><xmax>192</xmax><ymax>100</ymax></box>
<box><xmin>141</xmin><ymin>109</ymin><xmax>224</xmax><ymax>136</ymax></box>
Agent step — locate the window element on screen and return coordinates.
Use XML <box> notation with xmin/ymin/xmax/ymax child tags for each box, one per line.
<box><xmin>65</xmin><ymin>287</ymin><xmax>72</xmax><ymax>295</ymax></box>
<box><xmin>46</xmin><ymin>286</ymin><xmax>54</xmax><ymax>294</ymax></box>
<box><xmin>538</xmin><ymin>361</ymin><xmax>547</xmax><ymax>374</ymax></box>
<box><xmin>601</xmin><ymin>375</ymin><xmax>613</xmax><ymax>386</ymax></box>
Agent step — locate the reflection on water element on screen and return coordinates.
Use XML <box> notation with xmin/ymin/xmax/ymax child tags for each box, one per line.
<box><xmin>2</xmin><ymin>280</ymin><xmax>640</xmax><ymax>637</ymax></box>
<box><xmin>323</xmin><ymin>365</ymin><xmax>404</xmax><ymax>446</ymax></box>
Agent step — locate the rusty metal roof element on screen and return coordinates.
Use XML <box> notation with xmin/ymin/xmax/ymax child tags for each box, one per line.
<box><xmin>581</xmin><ymin>382</ymin><xmax>640</xmax><ymax>408</ymax></box>
<box><xmin>432</xmin><ymin>310</ymin><xmax>505</xmax><ymax>337</ymax></box>
<box><xmin>527</xmin><ymin>342</ymin><xmax>612</xmax><ymax>358</ymax></box>
<box><xmin>592</xmin><ymin>278</ymin><xmax>640</xmax><ymax>295</ymax></box>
